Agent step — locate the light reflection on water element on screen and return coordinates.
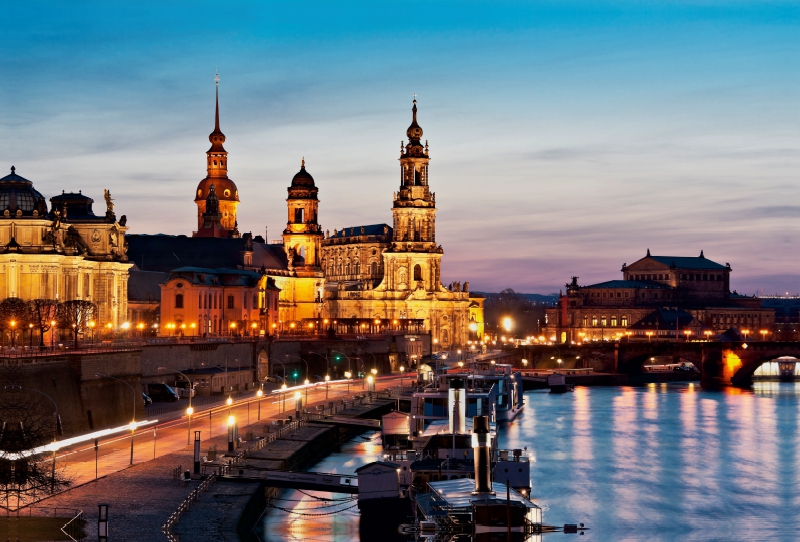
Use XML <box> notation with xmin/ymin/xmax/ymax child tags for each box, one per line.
<box><xmin>498</xmin><ymin>382</ymin><xmax>800</xmax><ymax>541</ymax></box>
<box><xmin>261</xmin><ymin>383</ymin><xmax>800</xmax><ymax>541</ymax></box>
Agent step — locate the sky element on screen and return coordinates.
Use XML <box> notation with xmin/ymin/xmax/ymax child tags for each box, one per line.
<box><xmin>1</xmin><ymin>1</ymin><xmax>799</xmax><ymax>295</ymax></box>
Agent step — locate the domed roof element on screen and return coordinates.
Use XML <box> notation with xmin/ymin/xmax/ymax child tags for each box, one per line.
<box><xmin>195</xmin><ymin>176</ymin><xmax>238</xmax><ymax>202</ymax></box>
<box><xmin>291</xmin><ymin>159</ymin><xmax>316</xmax><ymax>188</ymax></box>
<box><xmin>0</xmin><ymin>166</ymin><xmax>48</xmax><ymax>215</ymax></box>
<box><xmin>406</xmin><ymin>99</ymin><xmax>423</xmax><ymax>142</ymax></box>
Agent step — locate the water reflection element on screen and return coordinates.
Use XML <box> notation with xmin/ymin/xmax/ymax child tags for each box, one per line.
<box><xmin>259</xmin><ymin>383</ymin><xmax>800</xmax><ymax>541</ymax></box>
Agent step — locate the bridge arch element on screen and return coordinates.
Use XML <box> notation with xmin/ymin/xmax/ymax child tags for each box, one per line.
<box><xmin>729</xmin><ymin>353</ymin><xmax>800</xmax><ymax>387</ymax></box>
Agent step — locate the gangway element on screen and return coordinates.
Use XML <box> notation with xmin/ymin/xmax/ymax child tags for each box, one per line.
<box><xmin>219</xmin><ymin>469</ymin><xmax>359</xmax><ymax>494</ymax></box>
<box><xmin>308</xmin><ymin>414</ymin><xmax>381</xmax><ymax>429</ymax></box>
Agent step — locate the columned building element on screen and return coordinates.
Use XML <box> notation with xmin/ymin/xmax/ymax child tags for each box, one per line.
<box><xmin>0</xmin><ymin>166</ymin><xmax>131</xmax><ymax>326</ymax></box>
<box><xmin>323</xmin><ymin>100</ymin><xmax>478</xmax><ymax>349</ymax></box>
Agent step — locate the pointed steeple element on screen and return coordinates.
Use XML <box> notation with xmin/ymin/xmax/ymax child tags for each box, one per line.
<box><xmin>646</xmin><ymin>248</ymin><xmax>651</xmax><ymax>257</ymax></box>
<box><xmin>208</xmin><ymin>72</ymin><xmax>226</xmax><ymax>153</ymax></box>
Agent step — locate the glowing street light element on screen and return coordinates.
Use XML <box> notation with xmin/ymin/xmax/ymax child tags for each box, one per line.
<box><xmin>256</xmin><ymin>386</ymin><xmax>264</xmax><ymax>420</ymax></box>
<box><xmin>324</xmin><ymin>374</ymin><xmax>330</xmax><ymax>399</ymax></box>
<box><xmin>760</xmin><ymin>329</ymin><xmax>769</xmax><ymax>341</ymax></box>
<box><xmin>502</xmin><ymin>317</ymin><xmax>513</xmax><ymax>332</ymax></box>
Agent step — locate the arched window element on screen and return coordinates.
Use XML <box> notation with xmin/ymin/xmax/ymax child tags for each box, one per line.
<box><xmin>227</xmin><ymin>295</ymin><xmax>235</xmax><ymax>309</ymax></box>
<box><xmin>414</xmin><ymin>169</ymin><xmax>421</xmax><ymax>185</ymax></box>
<box><xmin>442</xmin><ymin>329</ymin><xmax>449</xmax><ymax>344</ymax></box>
<box><xmin>592</xmin><ymin>316</ymin><xmax>598</xmax><ymax>327</ymax></box>
<box><xmin>175</xmin><ymin>294</ymin><xmax>184</xmax><ymax>309</ymax></box>
<box><xmin>198</xmin><ymin>293</ymin><xmax>202</xmax><ymax>307</ymax></box>
<box><xmin>371</xmin><ymin>262</ymin><xmax>378</xmax><ymax>275</ymax></box>
<box><xmin>583</xmin><ymin>315</ymin><xmax>588</xmax><ymax>327</ymax></box>
<box><xmin>611</xmin><ymin>316</ymin><xmax>617</xmax><ymax>327</ymax></box>
<box><xmin>621</xmin><ymin>316</ymin><xmax>628</xmax><ymax>327</ymax></box>
<box><xmin>253</xmin><ymin>295</ymin><xmax>258</xmax><ymax>308</ymax></box>
<box><xmin>414</xmin><ymin>264</ymin><xmax>422</xmax><ymax>281</ymax></box>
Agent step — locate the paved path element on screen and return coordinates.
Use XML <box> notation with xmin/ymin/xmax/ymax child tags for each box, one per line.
<box><xmin>34</xmin><ymin>376</ymin><xmax>402</xmax><ymax>541</ymax></box>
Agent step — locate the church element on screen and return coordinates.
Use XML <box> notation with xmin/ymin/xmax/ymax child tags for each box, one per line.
<box><xmin>320</xmin><ymin>99</ymin><xmax>484</xmax><ymax>349</ymax></box>
<box><xmin>127</xmin><ymin>81</ymin><xmax>483</xmax><ymax>347</ymax></box>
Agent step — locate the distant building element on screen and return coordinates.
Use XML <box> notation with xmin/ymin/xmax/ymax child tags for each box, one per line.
<box><xmin>546</xmin><ymin>250</ymin><xmax>774</xmax><ymax>343</ymax></box>
<box><xmin>0</xmin><ymin>166</ymin><xmax>131</xmax><ymax>327</ymax></box>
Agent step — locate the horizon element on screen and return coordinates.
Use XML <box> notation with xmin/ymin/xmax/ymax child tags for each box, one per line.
<box><xmin>3</xmin><ymin>2</ymin><xmax>799</xmax><ymax>295</ymax></box>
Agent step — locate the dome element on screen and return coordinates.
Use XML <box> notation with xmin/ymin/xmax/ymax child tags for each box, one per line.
<box><xmin>195</xmin><ymin>176</ymin><xmax>238</xmax><ymax>202</ymax></box>
<box><xmin>291</xmin><ymin>159</ymin><xmax>316</xmax><ymax>188</ymax></box>
<box><xmin>0</xmin><ymin>166</ymin><xmax>47</xmax><ymax>215</ymax></box>
<box><xmin>406</xmin><ymin>99</ymin><xmax>423</xmax><ymax>142</ymax></box>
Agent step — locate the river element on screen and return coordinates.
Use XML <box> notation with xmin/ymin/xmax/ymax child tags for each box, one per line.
<box><xmin>260</xmin><ymin>382</ymin><xmax>800</xmax><ymax>541</ymax></box>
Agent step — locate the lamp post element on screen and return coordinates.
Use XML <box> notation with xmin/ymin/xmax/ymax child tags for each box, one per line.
<box><xmin>367</xmin><ymin>375</ymin><xmax>374</xmax><ymax>400</ymax></box>
<box><xmin>89</xmin><ymin>321</ymin><xmax>96</xmax><ymax>345</ymax></box>
<box><xmin>10</xmin><ymin>320</ymin><xmax>16</xmax><ymax>348</ymax></box>
<box><xmin>307</xmin><ymin>351</ymin><xmax>329</xmax><ymax>379</ymax></box>
<box><xmin>257</xmin><ymin>386</ymin><xmax>264</xmax><ymax>420</ymax></box>
<box><xmin>158</xmin><ymin>367</ymin><xmax>194</xmax><ymax>444</ymax></box>
<box><xmin>332</xmin><ymin>350</ymin><xmax>353</xmax><ymax>378</ymax></box>
<box><xmin>304</xmin><ymin>378</ymin><xmax>310</xmax><ymax>404</ymax></box>
<box><xmin>399</xmin><ymin>366</ymin><xmax>405</xmax><ymax>388</ymax></box>
<box><xmin>281</xmin><ymin>383</ymin><xmax>287</xmax><ymax>413</ymax></box>
<box><xmin>294</xmin><ymin>391</ymin><xmax>302</xmax><ymax>420</ymax></box>
<box><xmin>742</xmin><ymin>329</ymin><xmax>750</xmax><ymax>342</ymax></box>
<box><xmin>28</xmin><ymin>322</ymin><xmax>33</xmax><ymax>348</ymax></box>
<box><xmin>285</xmin><ymin>354</ymin><xmax>308</xmax><ymax>383</ymax></box>
<box><xmin>227</xmin><ymin>415</ymin><xmax>236</xmax><ymax>452</ymax></box>
<box><xmin>324</xmin><ymin>375</ymin><xmax>330</xmax><ymax>399</ymax></box>
<box><xmin>96</xmin><ymin>373</ymin><xmax>137</xmax><ymax>465</ymax></box>
<box><xmin>344</xmin><ymin>371</ymin><xmax>352</xmax><ymax>393</ymax></box>
<box><xmin>51</xmin><ymin>320</ymin><xmax>56</xmax><ymax>349</ymax></box>
<box><xmin>760</xmin><ymin>329</ymin><xmax>769</xmax><ymax>341</ymax></box>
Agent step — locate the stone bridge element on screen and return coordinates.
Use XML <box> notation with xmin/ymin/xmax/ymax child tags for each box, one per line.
<box><xmin>616</xmin><ymin>341</ymin><xmax>800</xmax><ymax>388</ymax></box>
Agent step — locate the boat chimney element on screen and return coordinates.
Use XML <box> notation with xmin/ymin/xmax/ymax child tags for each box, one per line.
<box><xmin>449</xmin><ymin>378</ymin><xmax>466</xmax><ymax>434</ymax></box>
<box><xmin>471</xmin><ymin>415</ymin><xmax>494</xmax><ymax>495</ymax></box>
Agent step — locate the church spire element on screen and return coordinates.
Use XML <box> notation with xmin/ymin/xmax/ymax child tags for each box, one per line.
<box><xmin>208</xmin><ymin>72</ymin><xmax>226</xmax><ymax>153</ymax></box>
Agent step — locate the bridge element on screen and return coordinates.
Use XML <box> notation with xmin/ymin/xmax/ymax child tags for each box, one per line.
<box><xmin>615</xmin><ymin>341</ymin><xmax>800</xmax><ymax>388</ymax></box>
<box><xmin>220</xmin><ymin>468</ymin><xmax>359</xmax><ymax>494</ymax></box>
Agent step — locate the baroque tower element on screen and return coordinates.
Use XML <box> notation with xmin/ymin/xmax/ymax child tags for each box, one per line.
<box><xmin>378</xmin><ymin>98</ymin><xmax>442</xmax><ymax>291</ymax></box>
<box><xmin>194</xmin><ymin>74</ymin><xmax>239</xmax><ymax>238</ymax></box>
<box><xmin>282</xmin><ymin>159</ymin><xmax>323</xmax><ymax>271</ymax></box>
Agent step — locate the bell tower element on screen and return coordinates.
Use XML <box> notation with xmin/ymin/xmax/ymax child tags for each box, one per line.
<box><xmin>282</xmin><ymin>158</ymin><xmax>323</xmax><ymax>270</ymax></box>
<box><xmin>194</xmin><ymin>73</ymin><xmax>240</xmax><ymax>237</ymax></box>
<box><xmin>377</xmin><ymin>98</ymin><xmax>443</xmax><ymax>293</ymax></box>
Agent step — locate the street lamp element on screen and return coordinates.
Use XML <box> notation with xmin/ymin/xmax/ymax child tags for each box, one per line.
<box><xmin>294</xmin><ymin>391</ymin><xmax>302</xmax><ymax>420</ymax></box>
<box><xmin>304</xmin><ymin>378</ymin><xmax>310</xmax><ymax>404</ymax></box>
<box><xmin>281</xmin><ymin>383</ymin><xmax>288</xmax><ymax>412</ymax></box>
<box><xmin>760</xmin><ymin>329</ymin><xmax>769</xmax><ymax>341</ymax></box>
<box><xmin>344</xmin><ymin>371</ymin><xmax>352</xmax><ymax>392</ymax></box>
<box><xmin>521</xmin><ymin>358</ymin><xmax>528</xmax><ymax>370</ymax></box>
<box><xmin>96</xmin><ymin>373</ymin><xmax>137</xmax><ymax>465</ymax></box>
<box><xmin>158</xmin><ymin>367</ymin><xmax>194</xmax><ymax>444</ymax></box>
<box><xmin>684</xmin><ymin>330</ymin><xmax>692</xmax><ymax>342</ymax></box>
<box><xmin>324</xmin><ymin>374</ymin><xmax>330</xmax><ymax>399</ymax></box>
<box><xmin>742</xmin><ymin>329</ymin><xmax>750</xmax><ymax>341</ymax></box>
<box><xmin>367</xmin><ymin>374</ymin><xmax>374</xmax><ymax>398</ymax></box>
<box><xmin>227</xmin><ymin>415</ymin><xmax>236</xmax><ymax>452</ymax></box>
<box><xmin>256</xmin><ymin>386</ymin><xmax>264</xmax><ymax>420</ymax></box>
<box><xmin>10</xmin><ymin>320</ymin><xmax>16</xmax><ymax>348</ymax></box>
<box><xmin>50</xmin><ymin>320</ymin><xmax>57</xmax><ymax>348</ymax></box>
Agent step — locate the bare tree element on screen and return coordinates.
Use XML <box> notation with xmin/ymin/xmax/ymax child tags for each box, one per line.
<box><xmin>28</xmin><ymin>299</ymin><xmax>59</xmax><ymax>347</ymax></box>
<box><xmin>56</xmin><ymin>300</ymin><xmax>97</xmax><ymax>348</ymax></box>
<box><xmin>0</xmin><ymin>367</ymin><xmax>71</xmax><ymax>505</ymax></box>
<box><xmin>0</xmin><ymin>298</ymin><xmax>32</xmax><ymax>347</ymax></box>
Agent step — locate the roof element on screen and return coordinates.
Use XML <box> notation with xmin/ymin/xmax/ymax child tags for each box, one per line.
<box><xmin>0</xmin><ymin>166</ymin><xmax>47</xmax><ymax>215</ymax></box>
<box><xmin>646</xmin><ymin>255</ymin><xmax>727</xmax><ymax>270</ymax></box>
<box><xmin>424</xmin><ymin>479</ymin><xmax>539</xmax><ymax>511</ymax></box>
<box><xmin>587</xmin><ymin>280</ymin><xmax>671</xmax><ymax>290</ymax></box>
<box><xmin>128</xmin><ymin>269</ymin><xmax>169</xmax><ymax>302</ymax></box>
<box><xmin>330</xmin><ymin>224</ymin><xmax>392</xmax><ymax>239</ymax></box>
<box><xmin>127</xmin><ymin>235</ymin><xmax>289</xmax><ymax>273</ymax></box>
<box><xmin>290</xmin><ymin>164</ymin><xmax>316</xmax><ymax>189</ymax></box>
<box><xmin>167</xmin><ymin>267</ymin><xmax>264</xmax><ymax>287</ymax></box>
<box><xmin>354</xmin><ymin>461</ymin><xmax>400</xmax><ymax>473</ymax></box>
<box><xmin>629</xmin><ymin>308</ymin><xmax>704</xmax><ymax>329</ymax></box>
<box><xmin>50</xmin><ymin>192</ymin><xmax>100</xmax><ymax>220</ymax></box>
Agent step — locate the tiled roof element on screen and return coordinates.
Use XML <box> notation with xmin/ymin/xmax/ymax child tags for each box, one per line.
<box><xmin>648</xmin><ymin>256</ymin><xmax>727</xmax><ymax>270</ymax></box>
<box><xmin>330</xmin><ymin>224</ymin><xmax>391</xmax><ymax>239</ymax></box>
<box><xmin>586</xmin><ymin>280</ymin><xmax>671</xmax><ymax>290</ymax></box>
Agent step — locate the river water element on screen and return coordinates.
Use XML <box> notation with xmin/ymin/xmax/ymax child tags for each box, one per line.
<box><xmin>260</xmin><ymin>382</ymin><xmax>800</xmax><ymax>541</ymax></box>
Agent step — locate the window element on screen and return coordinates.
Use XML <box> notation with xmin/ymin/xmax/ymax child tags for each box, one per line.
<box><xmin>414</xmin><ymin>264</ymin><xmax>422</xmax><ymax>281</ymax></box>
<box><xmin>213</xmin><ymin>294</ymin><xmax>217</xmax><ymax>309</ymax></box>
<box><xmin>227</xmin><ymin>295</ymin><xmax>234</xmax><ymax>309</ymax></box>
<box><xmin>253</xmin><ymin>295</ymin><xmax>258</xmax><ymax>308</ymax></box>
<box><xmin>199</xmin><ymin>293</ymin><xmax>202</xmax><ymax>307</ymax></box>
<box><xmin>583</xmin><ymin>316</ymin><xmax>588</xmax><ymax>327</ymax></box>
<box><xmin>295</xmin><ymin>208</ymin><xmax>305</xmax><ymax>223</ymax></box>
<box><xmin>601</xmin><ymin>316</ymin><xmax>607</xmax><ymax>327</ymax></box>
<box><xmin>621</xmin><ymin>316</ymin><xmax>628</xmax><ymax>327</ymax></box>
<box><xmin>175</xmin><ymin>294</ymin><xmax>184</xmax><ymax>309</ymax></box>
<box><xmin>244</xmin><ymin>295</ymin><xmax>248</xmax><ymax>309</ymax></box>
<box><xmin>611</xmin><ymin>316</ymin><xmax>617</xmax><ymax>327</ymax></box>
<box><xmin>617</xmin><ymin>292</ymin><xmax>621</xmax><ymax>297</ymax></box>
<box><xmin>592</xmin><ymin>316</ymin><xmax>598</xmax><ymax>327</ymax></box>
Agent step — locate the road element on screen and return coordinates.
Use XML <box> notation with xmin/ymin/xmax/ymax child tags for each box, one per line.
<box><xmin>50</xmin><ymin>376</ymin><xmax>404</xmax><ymax>490</ymax></box>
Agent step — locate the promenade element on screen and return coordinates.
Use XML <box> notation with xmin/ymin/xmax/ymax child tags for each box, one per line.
<box><xmin>31</xmin><ymin>376</ymin><xmax>401</xmax><ymax>541</ymax></box>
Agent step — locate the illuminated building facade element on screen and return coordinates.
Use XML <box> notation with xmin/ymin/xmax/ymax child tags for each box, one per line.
<box><xmin>546</xmin><ymin>251</ymin><xmax>774</xmax><ymax>343</ymax></box>
<box><xmin>323</xmin><ymin>100</ymin><xmax>480</xmax><ymax>349</ymax></box>
<box><xmin>0</xmin><ymin>166</ymin><xmax>131</xmax><ymax>326</ymax></box>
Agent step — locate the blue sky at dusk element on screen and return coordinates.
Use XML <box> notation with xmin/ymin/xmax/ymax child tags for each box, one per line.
<box><xmin>2</xmin><ymin>2</ymin><xmax>799</xmax><ymax>294</ymax></box>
